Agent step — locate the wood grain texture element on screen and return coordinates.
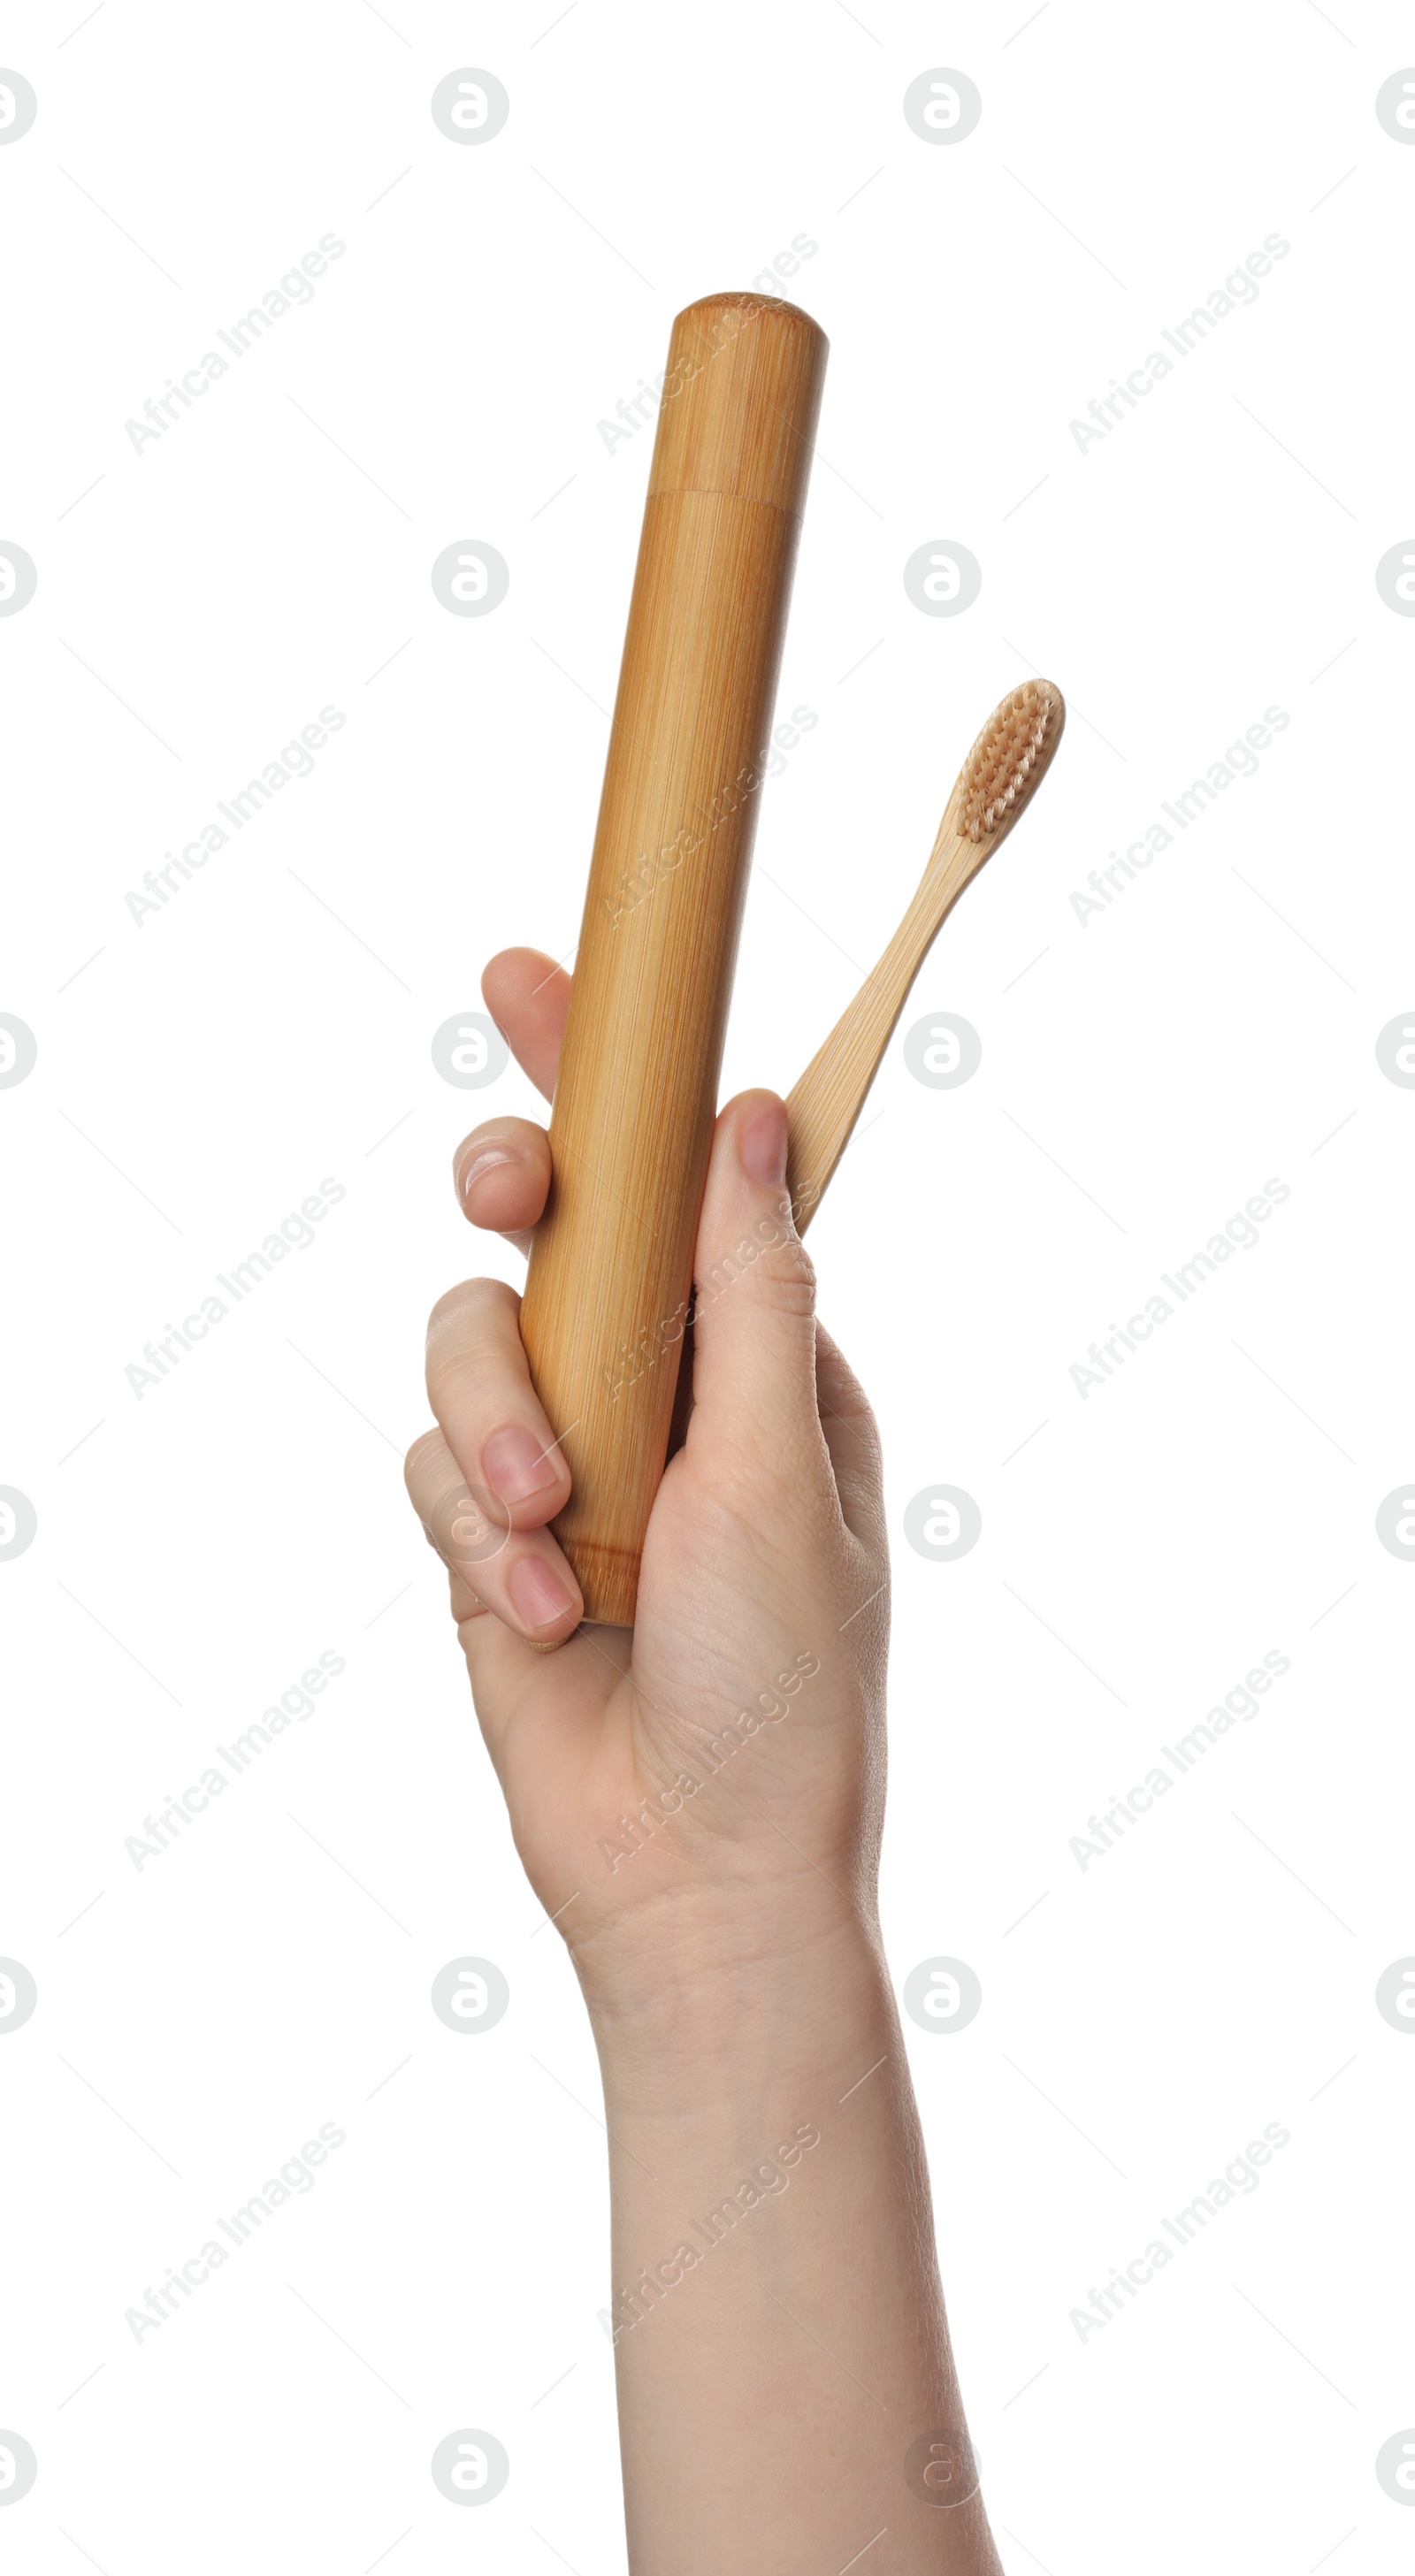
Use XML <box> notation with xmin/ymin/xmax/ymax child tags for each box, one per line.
<box><xmin>518</xmin><ymin>293</ymin><xmax>828</xmax><ymax>1625</ymax></box>
<box><xmin>785</xmin><ymin>681</ymin><xmax>1066</xmax><ymax>1234</ymax></box>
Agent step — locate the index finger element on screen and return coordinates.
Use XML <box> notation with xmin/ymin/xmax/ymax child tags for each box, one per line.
<box><xmin>482</xmin><ymin>948</ymin><xmax>572</xmax><ymax>1102</ymax></box>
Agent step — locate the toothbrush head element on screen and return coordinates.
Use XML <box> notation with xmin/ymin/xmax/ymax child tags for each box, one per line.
<box><xmin>958</xmin><ymin>678</ymin><xmax>1065</xmax><ymax>844</ymax></box>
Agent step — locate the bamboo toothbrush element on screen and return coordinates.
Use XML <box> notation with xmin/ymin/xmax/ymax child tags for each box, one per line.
<box><xmin>785</xmin><ymin>677</ymin><xmax>1065</xmax><ymax>1233</ymax></box>
<box><xmin>516</xmin><ymin>279</ymin><xmax>1059</xmax><ymax>1627</ymax></box>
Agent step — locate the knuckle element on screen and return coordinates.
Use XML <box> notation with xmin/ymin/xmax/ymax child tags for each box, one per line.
<box><xmin>425</xmin><ymin>1348</ymin><xmax>495</xmax><ymax>1423</ymax></box>
<box><xmin>448</xmin><ymin>1570</ymin><xmax>486</xmax><ymax>1622</ymax></box>
<box><xmin>695</xmin><ymin>1218</ymin><xmax>817</xmax><ymax>1324</ymax></box>
<box><xmin>404</xmin><ymin>1426</ymin><xmax>447</xmax><ymax>1489</ymax></box>
<box><xmin>750</xmin><ymin>1234</ymin><xmax>817</xmax><ymax>1316</ymax></box>
<box><xmin>425</xmin><ymin>1275</ymin><xmax>517</xmax><ymax>1361</ymax></box>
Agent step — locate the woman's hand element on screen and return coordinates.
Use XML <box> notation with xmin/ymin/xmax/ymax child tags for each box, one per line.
<box><xmin>403</xmin><ymin>945</ymin><xmax>891</xmax><ymax>2013</ymax></box>
<box><xmin>405</xmin><ymin>950</ymin><xmax>1001</xmax><ymax>2573</ymax></box>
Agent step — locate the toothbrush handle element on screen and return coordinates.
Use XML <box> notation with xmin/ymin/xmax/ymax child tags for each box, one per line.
<box><xmin>785</xmin><ymin>822</ymin><xmax>975</xmax><ymax>1233</ymax></box>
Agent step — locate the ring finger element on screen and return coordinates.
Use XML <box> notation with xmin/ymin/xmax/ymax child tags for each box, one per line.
<box><xmin>405</xmin><ymin>1424</ymin><xmax>583</xmax><ymax>1645</ymax></box>
<box><xmin>407</xmin><ymin>1276</ymin><xmax>583</xmax><ymax>1643</ymax></box>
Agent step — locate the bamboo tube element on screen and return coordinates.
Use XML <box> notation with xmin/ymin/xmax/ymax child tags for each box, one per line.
<box><xmin>518</xmin><ymin>291</ymin><xmax>828</xmax><ymax>1625</ymax></box>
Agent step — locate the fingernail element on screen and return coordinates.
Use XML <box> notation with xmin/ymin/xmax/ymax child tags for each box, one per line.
<box><xmin>483</xmin><ymin>1423</ymin><xmax>563</xmax><ymax>1504</ymax></box>
<box><xmin>509</xmin><ymin>1553</ymin><xmax>576</xmax><ymax>1631</ymax></box>
<box><xmin>739</xmin><ymin>1097</ymin><xmax>787</xmax><ymax>1187</ymax></box>
<box><xmin>458</xmin><ymin>1146</ymin><xmax>517</xmax><ymax>1204</ymax></box>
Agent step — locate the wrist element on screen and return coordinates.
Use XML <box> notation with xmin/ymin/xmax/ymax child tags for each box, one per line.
<box><xmin>576</xmin><ymin>1889</ymin><xmax>895</xmax><ymax>2120</ymax></box>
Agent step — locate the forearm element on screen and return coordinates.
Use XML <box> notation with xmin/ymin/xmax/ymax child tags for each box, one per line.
<box><xmin>418</xmin><ymin>1026</ymin><xmax>989</xmax><ymax>2558</ymax></box>
<box><xmin>585</xmin><ymin>1898</ymin><xmax>1003</xmax><ymax>2575</ymax></box>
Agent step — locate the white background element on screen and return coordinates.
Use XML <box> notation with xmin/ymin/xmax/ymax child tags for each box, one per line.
<box><xmin>3</xmin><ymin>2</ymin><xmax>1413</xmax><ymax>2567</ymax></box>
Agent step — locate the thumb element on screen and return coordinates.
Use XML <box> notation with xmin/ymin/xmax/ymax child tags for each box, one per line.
<box><xmin>687</xmin><ymin>1091</ymin><xmax>826</xmax><ymax>1485</ymax></box>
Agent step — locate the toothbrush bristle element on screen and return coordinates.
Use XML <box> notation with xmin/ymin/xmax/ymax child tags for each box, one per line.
<box><xmin>960</xmin><ymin>678</ymin><xmax>1064</xmax><ymax>842</ymax></box>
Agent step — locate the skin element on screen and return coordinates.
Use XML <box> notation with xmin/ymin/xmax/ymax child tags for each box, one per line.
<box><xmin>405</xmin><ymin>947</ymin><xmax>1004</xmax><ymax>2574</ymax></box>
